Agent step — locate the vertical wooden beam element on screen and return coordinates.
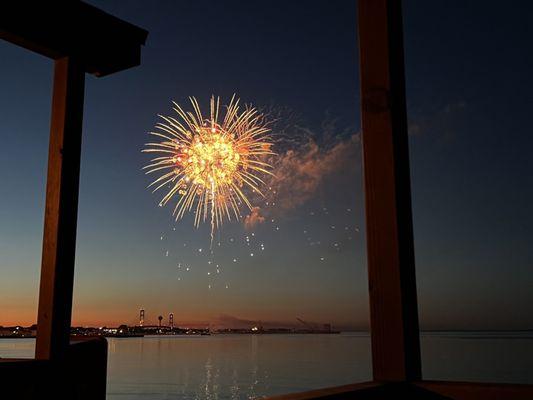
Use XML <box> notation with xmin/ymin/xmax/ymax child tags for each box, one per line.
<box><xmin>357</xmin><ymin>0</ymin><xmax>421</xmax><ymax>381</ymax></box>
<box><xmin>36</xmin><ymin>57</ymin><xmax>85</xmax><ymax>360</ymax></box>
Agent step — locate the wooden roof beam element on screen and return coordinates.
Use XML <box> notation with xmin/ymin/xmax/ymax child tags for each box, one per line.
<box><xmin>0</xmin><ymin>1</ymin><xmax>148</xmax><ymax>76</ymax></box>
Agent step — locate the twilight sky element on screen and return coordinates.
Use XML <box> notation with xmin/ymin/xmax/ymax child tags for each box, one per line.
<box><xmin>0</xmin><ymin>0</ymin><xmax>532</xmax><ymax>331</ymax></box>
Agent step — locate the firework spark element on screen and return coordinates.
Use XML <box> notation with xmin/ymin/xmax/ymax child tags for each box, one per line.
<box><xmin>143</xmin><ymin>95</ymin><xmax>274</xmax><ymax>239</ymax></box>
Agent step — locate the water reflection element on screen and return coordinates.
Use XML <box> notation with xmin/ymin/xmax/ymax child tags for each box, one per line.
<box><xmin>105</xmin><ymin>333</ymin><xmax>371</xmax><ymax>399</ymax></box>
<box><xmin>2</xmin><ymin>333</ymin><xmax>530</xmax><ymax>399</ymax></box>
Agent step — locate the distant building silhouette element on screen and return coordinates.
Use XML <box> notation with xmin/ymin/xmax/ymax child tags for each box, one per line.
<box><xmin>139</xmin><ymin>309</ymin><xmax>145</xmax><ymax>327</ymax></box>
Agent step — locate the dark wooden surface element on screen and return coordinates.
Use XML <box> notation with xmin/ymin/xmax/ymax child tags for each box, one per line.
<box><xmin>265</xmin><ymin>382</ymin><xmax>381</xmax><ymax>400</ymax></box>
<box><xmin>357</xmin><ymin>0</ymin><xmax>421</xmax><ymax>381</ymax></box>
<box><xmin>0</xmin><ymin>1</ymin><xmax>147</xmax><ymax>76</ymax></box>
<box><xmin>1</xmin><ymin>337</ymin><xmax>107</xmax><ymax>400</ymax></box>
<box><xmin>416</xmin><ymin>380</ymin><xmax>533</xmax><ymax>400</ymax></box>
<box><xmin>266</xmin><ymin>382</ymin><xmax>452</xmax><ymax>400</ymax></box>
<box><xmin>35</xmin><ymin>57</ymin><xmax>85</xmax><ymax>361</ymax></box>
<box><xmin>265</xmin><ymin>380</ymin><xmax>533</xmax><ymax>400</ymax></box>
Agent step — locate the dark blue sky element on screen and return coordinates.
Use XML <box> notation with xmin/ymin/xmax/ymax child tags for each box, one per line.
<box><xmin>0</xmin><ymin>0</ymin><xmax>532</xmax><ymax>330</ymax></box>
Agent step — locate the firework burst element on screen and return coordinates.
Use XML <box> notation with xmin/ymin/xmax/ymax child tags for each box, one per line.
<box><xmin>143</xmin><ymin>95</ymin><xmax>275</xmax><ymax>239</ymax></box>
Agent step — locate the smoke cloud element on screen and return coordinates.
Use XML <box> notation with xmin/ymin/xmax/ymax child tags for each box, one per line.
<box><xmin>243</xmin><ymin>128</ymin><xmax>360</xmax><ymax>228</ymax></box>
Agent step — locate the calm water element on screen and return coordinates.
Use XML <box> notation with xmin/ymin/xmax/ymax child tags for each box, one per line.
<box><xmin>1</xmin><ymin>333</ymin><xmax>532</xmax><ymax>399</ymax></box>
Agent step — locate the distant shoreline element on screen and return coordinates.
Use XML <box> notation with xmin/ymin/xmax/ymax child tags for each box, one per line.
<box><xmin>1</xmin><ymin>330</ymin><xmax>533</xmax><ymax>340</ymax></box>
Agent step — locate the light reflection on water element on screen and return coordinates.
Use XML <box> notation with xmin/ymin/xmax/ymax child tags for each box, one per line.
<box><xmin>1</xmin><ymin>333</ymin><xmax>533</xmax><ymax>399</ymax></box>
<box><xmin>106</xmin><ymin>333</ymin><xmax>371</xmax><ymax>399</ymax></box>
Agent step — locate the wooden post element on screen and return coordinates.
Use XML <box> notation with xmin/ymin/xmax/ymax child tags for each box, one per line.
<box><xmin>357</xmin><ymin>0</ymin><xmax>422</xmax><ymax>381</ymax></box>
<box><xmin>36</xmin><ymin>57</ymin><xmax>85</xmax><ymax>360</ymax></box>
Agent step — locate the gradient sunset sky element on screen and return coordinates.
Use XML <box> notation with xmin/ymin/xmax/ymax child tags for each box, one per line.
<box><xmin>1</xmin><ymin>0</ymin><xmax>532</xmax><ymax>331</ymax></box>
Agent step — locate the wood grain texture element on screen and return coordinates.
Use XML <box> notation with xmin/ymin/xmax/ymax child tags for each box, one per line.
<box><xmin>357</xmin><ymin>0</ymin><xmax>421</xmax><ymax>381</ymax></box>
<box><xmin>35</xmin><ymin>57</ymin><xmax>85</xmax><ymax>361</ymax></box>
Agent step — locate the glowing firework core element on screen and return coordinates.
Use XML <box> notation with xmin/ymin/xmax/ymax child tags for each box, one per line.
<box><xmin>183</xmin><ymin>126</ymin><xmax>239</xmax><ymax>189</ymax></box>
<box><xmin>143</xmin><ymin>96</ymin><xmax>274</xmax><ymax>238</ymax></box>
